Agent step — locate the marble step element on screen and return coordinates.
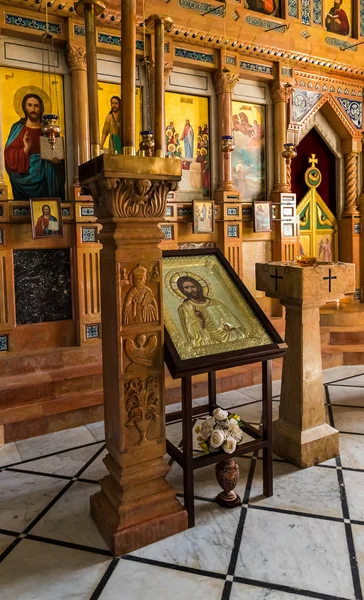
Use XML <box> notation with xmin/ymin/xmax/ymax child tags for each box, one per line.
<box><xmin>320</xmin><ymin>302</ymin><xmax>364</xmax><ymax>327</ymax></box>
<box><xmin>329</xmin><ymin>326</ymin><xmax>364</xmax><ymax>345</ymax></box>
<box><xmin>0</xmin><ymin>345</ymin><xmax>101</xmax><ymax>377</ymax></box>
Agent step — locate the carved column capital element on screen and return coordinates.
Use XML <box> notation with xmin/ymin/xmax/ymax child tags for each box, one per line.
<box><xmin>270</xmin><ymin>80</ymin><xmax>294</xmax><ymax>104</ymax></box>
<box><xmin>88</xmin><ymin>176</ymin><xmax>179</xmax><ymax>220</ymax></box>
<box><xmin>65</xmin><ymin>44</ymin><xmax>87</xmax><ymax>71</ymax></box>
<box><xmin>213</xmin><ymin>69</ymin><xmax>239</xmax><ymax>94</ymax></box>
<box><xmin>164</xmin><ymin>61</ymin><xmax>173</xmax><ymax>83</ymax></box>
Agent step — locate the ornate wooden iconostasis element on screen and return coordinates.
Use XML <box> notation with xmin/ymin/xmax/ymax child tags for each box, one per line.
<box><xmin>0</xmin><ymin>0</ymin><xmax>364</xmax><ymax>443</ymax></box>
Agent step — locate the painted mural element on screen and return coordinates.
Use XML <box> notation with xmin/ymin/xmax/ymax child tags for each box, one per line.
<box><xmin>165</xmin><ymin>92</ymin><xmax>210</xmax><ymax>197</ymax></box>
<box><xmin>0</xmin><ymin>67</ymin><xmax>65</xmax><ymax>201</ymax></box>
<box><xmin>244</xmin><ymin>0</ymin><xmax>279</xmax><ymax>16</ymax></box>
<box><xmin>325</xmin><ymin>0</ymin><xmax>351</xmax><ymax>36</ymax></box>
<box><xmin>231</xmin><ymin>101</ymin><xmax>266</xmax><ymax>202</ymax></box>
<box><xmin>98</xmin><ymin>83</ymin><xmax>141</xmax><ymax>153</ymax></box>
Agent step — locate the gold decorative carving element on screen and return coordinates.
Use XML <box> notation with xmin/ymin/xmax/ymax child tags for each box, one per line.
<box><xmin>343</xmin><ymin>152</ymin><xmax>360</xmax><ymax>216</ymax></box>
<box><xmin>269</xmin><ymin>81</ymin><xmax>294</xmax><ymax>104</ymax></box>
<box><xmin>123</xmin><ymin>265</ymin><xmax>159</xmax><ymax>325</ymax></box>
<box><xmin>149</xmin><ymin>263</ymin><xmax>160</xmax><ymax>282</ymax></box>
<box><xmin>213</xmin><ymin>69</ymin><xmax>239</xmax><ymax>94</ymax></box>
<box><xmin>125</xmin><ymin>334</ymin><xmax>158</xmax><ymax>371</ymax></box>
<box><xmin>89</xmin><ymin>178</ymin><xmax>178</xmax><ymax>220</ymax></box>
<box><xmin>164</xmin><ymin>62</ymin><xmax>173</xmax><ymax>83</ymax></box>
<box><xmin>65</xmin><ymin>44</ymin><xmax>87</xmax><ymax>71</ymax></box>
<box><xmin>125</xmin><ymin>376</ymin><xmax>159</xmax><ymax>443</ymax></box>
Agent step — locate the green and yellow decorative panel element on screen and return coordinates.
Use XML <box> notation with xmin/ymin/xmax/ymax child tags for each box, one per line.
<box><xmin>297</xmin><ymin>154</ymin><xmax>337</xmax><ymax>262</ymax></box>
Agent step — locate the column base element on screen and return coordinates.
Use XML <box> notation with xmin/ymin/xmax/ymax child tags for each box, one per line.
<box><xmin>273</xmin><ymin>420</ymin><xmax>339</xmax><ymax>468</ymax></box>
<box><xmin>91</xmin><ymin>489</ymin><xmax>188</xmax><ymax>556</ymax></box>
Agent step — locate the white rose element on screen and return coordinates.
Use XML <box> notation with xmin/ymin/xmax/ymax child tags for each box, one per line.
<box><xmin>200</xmin><ymin>416</ymin><xmax>215</xmax><ymax>440</ymax></box>
<box><xmin>210</xmin><ymin>429</ymin><xmax>225</xmax><ymax>448</ymax></box>
<box><xmin>213</xmin><ymin>408</ymin><xmax>229</xmax><ymax>421</ymax></box>
<box><xmin>228</xmin><ymin>421</ymin><xmax>243</xmax><ymax>441</ymax></box>
<box><xmin>223</xmin><ymin>436</ymin><xmax>237</xmax><ymax>454</ymax></box>
<box><xmin>205</xmin><ymin>416</ymin><xmax>216</xmax><ymax>428</ymax></box>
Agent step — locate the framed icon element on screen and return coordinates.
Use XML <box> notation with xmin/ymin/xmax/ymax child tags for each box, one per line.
<box><xmin>30</xmin><ymin>198</ymin><xmax>63</xmax><ymax>239</ymax></box>
<box><xmin>253</xmin><ymin>201</ymin><xmax>272</xmax><ymax>233</ymax></box>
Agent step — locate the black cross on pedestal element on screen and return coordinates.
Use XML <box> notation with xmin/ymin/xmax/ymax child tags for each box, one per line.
<box><xmin>270</xmin><ymin>267</ymin><xmax>283</xmax><ymax>291</ymax></box>
<box><xmin>323</xmin><ymin>268</ymin><xmax>337</xmax><ymax>293</ymax></box>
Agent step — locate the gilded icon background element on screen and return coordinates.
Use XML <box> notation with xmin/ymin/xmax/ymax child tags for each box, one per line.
<box><xmin>0</xmin><ymin>66</ymin><xmax>66</xmax><ymax>200</ymax></box>
<box><xmin>98</xmin><ymin>82</ymin><xmax>142</xmax><ymax>152</ymax></box>
<box><xmin>163</xmin><ymin>254</ymin><xmax>272</xmax><ymax>360</ymax></box>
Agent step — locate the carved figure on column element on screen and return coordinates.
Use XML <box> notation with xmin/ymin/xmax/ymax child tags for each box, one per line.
<box><xmin>65</xmin><ymin>44</ymin><xmax>87</xmax><ymax>70</ymax></box>
<box><xmin>269</xmin><ymin>81</ymin><xmax>294</xmax><ymax>105</ymax></box>
<box><xmin>125</xmin><ymin>334</ymin><xmax>158</xmax><ymax>370</ymax></box>
<box><xmin>213</xmin><ymin>69</ymin><xmax>239</xmax><ymax>94</ymax></box>
<box><xmin>123</xmin><ymin>265</ymin><xmax>159</xmax><ymax>325</ymax></box>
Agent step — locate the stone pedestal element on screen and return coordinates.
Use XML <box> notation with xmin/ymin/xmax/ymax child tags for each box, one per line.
<box><xmin>80</xmin><ymin>154</ymin><xmax>188</xmax><ymax>556</ymax></box>
<box><xmin>256</xmin><ymin>261</ymin><xmax>355</xmax><ymax>467</ymax></box>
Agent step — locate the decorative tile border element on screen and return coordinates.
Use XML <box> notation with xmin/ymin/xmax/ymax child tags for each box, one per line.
<box><xmin>81</xmin><ymin>206</ymin><xmax>95</xmax><ymax>217</ymax></box>
<box><xmin>74</xmin><ymin>25</ymin><xmax>144</xmax><ymax>50</ymax></box>
<box><xmin>0</xmin><ymin>335</ymin><xmax>8</xmax><ymax>352</ymax></box>
<box><xmin>361</xmin><ymin>0</ymin><xmax>364</xmax><ymax>36</ymax></box>
<box><xmin>85</xmin><ymin>324</ymin><xmax>100</xmax><ymax>340</ymax></box>
<box><xmin>227</xmin><ymin>224</ymin><xmax>239</xmax><ymax>237</ymax></box>
<box><xmin>161</xmin><ymin>225</ymin><xmax>174</xmax><ymax>240</ymax></box>
<box><xmin>178</xmin><ymin>0</ymin><xmax>225</xmax><ymax>17</ymax></box>
<box><xmin>301</xmin><ymin>0</ymin><xmax>311</xmax><ymax>25</ymax></box>
<box><xmin>74</xmin><ymin>24</ymin><xmax>85</xmax><ymax>36</ymax></box>
<box><xmin>177</xmin><ymin>207</ymin><xmax>193</xmax><ymax>217</ymax></box>
<box><xmin>5</xmin><ymin>14</ymin><xmax>62</xmax><ymax>35</ymax></box>
<box><xmin>240</xmin><ymin>61</ymin><xmax>273</xmax><ymax>75</ymax></box>
<box><xmin>165</xmin><ymin>206</ymin><xmax>174</xmax><ymax>217</ymax></box>
<box><xmin>326</xmin><ymin>37</ymin><xmax>357</xmax><ymax>52</ymax></box>
<box><xmin>12</xmin><ymin>206</ymin><xmax>30</xmax><ymax>217</ymax></box>
<box><xmin>246</xmin><ymin>15</ymin><xmax>286</xmax><ymax>32</ymax></box>
<box><xmin>164</xmin><ymin>42</ymin><xmax>170</xmax><ymax>53</ymax></box>
<box><xmin>0</xmin><ymin>229</ymin><xmax>3</xmax><ymax>245</ymax></box>
<box><xmin>61</xmin><ymin>207</ymin><xmax>71</xmax><ymax>217</ymax></box>
<box><xmin>82</xmin><ymin>227</ymin><xmax>97</xmax><ymax>242</ymax></box>
<box><xmin>227</xmin><ymin>207</ymin><xmax>239</xmax><ymax>216</ymax></box>
<box><xmin>337</xmin><ymin>98</ymin><xmax>363</xmax><ymax>129</ymax></box>
<box><xmin>292</xmin><ymin>90</ymin><xmax>323</xmax><ymax>122</ymax></box>
<box><xmin>288</xmin><ymin>0</ymin><xmax>298</xmax><ymax>18</ymax></box>
<box><xmin>0</xmin><ymin>206</ymin><xmax>3</xmax><ymax>217</ymax></box>
<box><xmin>313</xmin><ymin>0</ymin><xmax>322</xmax><ymax>24</ymax></box>
<box><xmin>282</xmin><ymin>67</ymin><xmax>293</xmax><ymax>77</ymax></box>
<box><xmin>175</xmin><ymin>47</ymin><xmax>214</xmax><ymax>64</ymax></box>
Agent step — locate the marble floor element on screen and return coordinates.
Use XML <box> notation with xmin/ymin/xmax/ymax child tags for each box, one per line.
<box><xmin>1</xmin><ymin>365</ymin><xmax>364</xmax><ymax>599</ymax></box>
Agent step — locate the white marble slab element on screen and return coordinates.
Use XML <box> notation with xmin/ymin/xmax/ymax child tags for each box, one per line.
<box><xmin>331</xmin><ymin>407</ymin><xmax>364</xmax><ymax>433</ymax></box>
<box><xmin>238</xmin><ymin>381</ymin><xmax>281</xmax><ymax>401</ymax></box>
<box><xmin>327</xmin><ymin>385</ymin><xmax>364</xmax><ymax>407</ymax></box>
<box><xmin>352</xmin><ymin>524</ymin><xmax>364</xmax><ymax>593</ymax></box>
<box><xmin>230</xmin><ymin>582</ymin><xmax>312</xmax><ymax>599</ymax></box>
<box><xmin>0</xmin><ymin>470</ymin><xmax>67</xmax><ymax>532</ymax></box>
<box><xmin>0</xmin><ymin>442</ymin><xmax>22</xmax><ymax>467</ymax></box>
<box><xmin>166</xmin><ymin>421</ymin><xmax>183</xmax><ymax>447</ymax></box>
<box><xmin>16</xmin><ymin>443</ymin><xmax>104</xmax><ymax>478</ymax></box>
<box><xmin>99</xmin><ymin>558</ymin><xmax>225</xmax><ymax>600</ymax></box>
<box><xmin>216</xmin><ymin>389</ymin><xmax>261</xmax><ymax>409</ymax></box>
<box><xmin>81</xmin><ymin>448</ymin><xmax>108</xmax><ymax>481</ymax></box>
<box><xmin>250</xmin><ymin>460</ymin><xmax>342</xmax><ymax>518</ymax></box>
<box><xmin>0</xmin><ymin>539</ymin><xmax>111</xmax><ymax>600</ymax></box>
<box><xmin>86</xmin><ymin>421</ymin><xmax>105</xmax><ymax>441</ymax></box>
<box><xmin>32</xmin><ymin>481</ymin><xmax>108</xmax><ymax>550</ymax></box>
<box><xmin>339</xmin><ymin>433</ymin><xmax>364</xmax><ymax>470</ymax></box>
<box><xmin>16</xmin><ymin>426</ymin><xmax>96</xmax><ymax>461</ymax></box>
<box><xmin>131</xmin><ymin>500</ymin><xmax>240</xmax><ymax>574</ymax></box>
<box><xmin>322</xmin><ymin>366</ymin><xmax>364</xmax><ymax>384</ymax></box>
<box><xmin>235</xmin><ymin>509</ymin><xmax>355</xmax><ymax>599</ymax></box>
<box><xmin>342</xmin><ymin>470</ymin><xmax>364</xmax><ymax>522</ymax></box>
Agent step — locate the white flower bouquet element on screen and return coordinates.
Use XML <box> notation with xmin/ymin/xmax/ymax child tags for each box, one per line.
<box><xmin>195</xmin><ymin>408</ymin><xmax>244</xmax><ymax>455</ymax></box>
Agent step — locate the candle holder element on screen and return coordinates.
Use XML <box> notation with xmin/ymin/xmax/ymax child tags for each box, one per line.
<box><xmin>221</xmin><ymin>135</ymin><xmax>235</xmax><ymax>155</ymax></box>
<box><xmin>139</xmin><ymin>130</ymin><xmax>155</xmax><ymax>157</ymax></box>
<box><xmin>42</xmin><ymin>114</ymin><xmax>61</xmax><ymax>150</ymax></box>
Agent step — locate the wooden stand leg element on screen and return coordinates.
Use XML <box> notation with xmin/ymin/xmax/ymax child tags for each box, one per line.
<box><xmin>182</xmin><ymin>376</ymin><xmax>195</xmax><ymax>528</ymax></box>
<box><xmin>262</xmin><ymin>360</ymin><xmax>273</xmax><ymax>498</ymax></box>
<box><xmin>208</xmin><ymin>371</ymin><xmax>217</xmax><ymax>413</ymax></box>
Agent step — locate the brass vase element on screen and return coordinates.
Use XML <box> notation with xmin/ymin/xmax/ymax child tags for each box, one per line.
<box><xmin>42</xmin><ymin>114</ymin><xmax>61</xmax><ymax>150</ymax></box>
<box><xmin>215</xmin><ymin>458</ymin><xmax>241</xmax><ymax>508</ymax></box>
<box><xmin>139</xmin><ymin>130</ymin><xmax>155</xmax><ymax>157</ymax></box>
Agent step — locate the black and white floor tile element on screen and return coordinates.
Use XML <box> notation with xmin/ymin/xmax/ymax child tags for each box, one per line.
<box><xmin>1</xmin><ymin>365</ymin><xmax>364</xmax><ymax>599</ymax></box>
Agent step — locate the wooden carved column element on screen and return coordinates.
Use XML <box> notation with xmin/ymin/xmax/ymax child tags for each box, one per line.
<box><xmin>340</xmin><ymin>149</ymin><xmax>361</xmax><ymax>297</ymax></box>
<box><xmin>65</xmin><ymin>44</ymin><xmax>90</xmax><ymax>188</ymax></box>
<box><xmin>270</xmin><ymin>81</ymin><xmax>293</xmax><ymax>195</ymax></box>
<box><xmin>80</xmin><ymin>155</ymin><xmax>187</xmax><ymax>556</ymax></box>
<box><xmin>213</xmin><ymin>68</ymin><xmax>242</xmax><ymax>277</ymax></box>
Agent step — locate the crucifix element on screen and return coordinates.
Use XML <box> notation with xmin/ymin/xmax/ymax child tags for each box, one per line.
<box><xmin>309</xmin><ymin>154</ymin><xmax>318</xmax><ymax>167</ymax></box>
<box><xmin>323</xmin><ymin>268</ymin><xmax>337</xmax><ymax>293</ymax></box>
<box><xmin>270</xmin><ymin>267</ymin><xmax>283</xmax><ymax>291</ymax></box>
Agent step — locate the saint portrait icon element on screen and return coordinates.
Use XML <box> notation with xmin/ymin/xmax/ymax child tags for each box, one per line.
<box><xmin>30</xmin><ymin>198</ymin><xmax>63</xmax><ymax>239</ymax></box>
<box><xmin>100</xmin><ymin>95</ymin><xmax>121</xmax><ymax>154</ymax></box>
<box><xmin>325</xmin><ymin>0</ymin><xmax>350</xmax><ymax>36</ymax></box>
<box><xmin>5</xmin><ymin>90</ymin><xmax>65</xmax><ymax>201</ymax></box>
<box><xmin>175</xmin><ymin>274</ymin><xmax>247</xmax><ymax>348</ymax></box>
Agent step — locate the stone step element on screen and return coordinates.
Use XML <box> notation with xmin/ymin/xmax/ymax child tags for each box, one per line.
<box><xmin>329</xmin><ymin>326</ymin><xmax>364</xmax><ymax>345</ymax></box>
<box><xmin>320</xmin><ymin>301</ymin><xmax>364</xmax><ymax>327</ymax></box>
<box><xmin>0</xmin><ymin>345</ymin><xmax>101</xmax><ymax>377</ymax></box>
